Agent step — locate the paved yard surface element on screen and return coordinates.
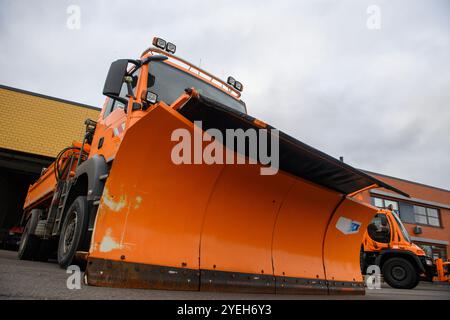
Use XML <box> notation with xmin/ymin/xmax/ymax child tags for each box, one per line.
<box><xmin>0</xmin><ymin>249</ymin><xmax>449</xmax><ymax>300</ymax></box>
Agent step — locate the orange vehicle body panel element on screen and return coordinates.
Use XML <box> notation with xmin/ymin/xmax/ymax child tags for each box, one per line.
<box><xmin>89</xmin><ymin>105</ymin><xmax>126</xmax><ymax>162</ymax></box>
<box><xmin>90</xmin><ymin>105</ymin><xmax>221</xmax><ymax>269</ymax></box>
<box><xmin>199</xmin><ymin>163</ymin><xmax>293</xmax><ymax>275</ymax></box>
<box><xmin>324</xmin><ymin>199</ymin><xmax>375</xmax><ymax>283</ymax></box>
<box><xmin>272</xmin><ymin>181</ymin><xmax>341</xmax><ymax>281</ymax></box>
<box><xmin>23</xmin><ymin>145</ymin><xmax>84</xmax><ymax>213</ymax></box>
<box><xmin>23</xmin><ymin>163</ymin><xmax>57</xmax><ymax>209</ymax></box>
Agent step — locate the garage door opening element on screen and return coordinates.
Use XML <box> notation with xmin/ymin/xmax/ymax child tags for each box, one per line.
<box><xmin>0</xmin><ymin>148</ymin><xmax>53</xmax><ymax>249</ymax></box>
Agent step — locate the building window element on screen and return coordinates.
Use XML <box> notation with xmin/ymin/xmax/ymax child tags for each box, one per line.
<box><xmin>372</xmin><ymin>197</ymin><xmax>399</xmax><ymax>214</ymax></box>
<box><xmin>413</xmin><ymin>205</ymin><xmax>441</xmax><ymax>227</ymax></box>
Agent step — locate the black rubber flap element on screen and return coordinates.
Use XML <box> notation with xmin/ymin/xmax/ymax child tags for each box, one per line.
<box><xmin>178</xmin><ymin>95</ymin><xmax>409</xmax><ymax>197</ymax></box>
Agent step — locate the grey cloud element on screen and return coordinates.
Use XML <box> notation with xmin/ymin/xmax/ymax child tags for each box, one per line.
<box><xmin>0</xmin><ymin>0</ymin><xmax>449</xmax><ymax>189</ymax></box>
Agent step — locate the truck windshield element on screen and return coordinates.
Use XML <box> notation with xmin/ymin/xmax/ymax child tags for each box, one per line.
<box><xmin>148</xmin><ymin>61</ymin><xmax>246</xmax><ymax>114</ymax></box>
<box><xmin>392</xmin><ymin>212</ymin><xmax>412</xmax><ymax>243</ymax></box>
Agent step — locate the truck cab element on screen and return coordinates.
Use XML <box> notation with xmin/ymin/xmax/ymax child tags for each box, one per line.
<box><xmin>90</xmin><ymin>42</ymin><xmax>246</xmax><ymax>164</ymax></box>
<box><xmin>18</xmin><ymin>37</ymin><xmax>247</xmax><ymax>268</ymax></box>
<box><xmin>361</xmin><ymin>208</ymin><xmax>436</xmax><ymax>289</ymax></box>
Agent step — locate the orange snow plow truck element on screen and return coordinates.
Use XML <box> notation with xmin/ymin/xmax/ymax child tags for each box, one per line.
<box><xmin>360</xmin><ymin>208</ymin><xmax>437</xmax><ymax>289</ymax></box>
<box><xmin>18</xmin><ymin>37</ymin><xmax>408</xmax><ymax>295</ymax></box>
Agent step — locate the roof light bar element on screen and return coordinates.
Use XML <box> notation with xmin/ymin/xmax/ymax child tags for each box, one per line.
<box><xmin>227</xmin><ymin>76</ymin><xmax>236</xmax><ymax>86</ymax></box>
<box><xmin>227</xmin><ymin>76</ymin><xmax>243</xmax><ymax>92</ymax></box>
<box><xmin>152</xmin><ymin>37</ymin><xmax>177</xmax><ymax>54</ymax></box>
<box><xmin>166</xmin><ymin>42</ymin><xmax>176</xmax><ymax>54</ymax></box>
<box><xmin>147</xmin><ymin>38</ymin><xmax>244</xmax><ymax>95</ymax></box>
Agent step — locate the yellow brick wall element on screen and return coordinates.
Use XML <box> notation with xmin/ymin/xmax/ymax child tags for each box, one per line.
<box><xmin>0</xmin><ymin>86</ymin><xmax>100</xmax><ymax>158</ymax></box>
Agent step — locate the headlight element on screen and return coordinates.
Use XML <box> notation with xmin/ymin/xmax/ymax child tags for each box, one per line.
<box><xmin>152</xmin><ymin>37</ymin><xmax>167</xmax><ymax>50</ymax></box>
<box><xmin>227</xmin><ymin>76</ymin><xmax>236</xmax><ymax>86</ymax></box>
<box><xmin>146</xmin><ymin>91</ymin><xmax>158</xmax><ymax>104</ymax></box>
<box><xmin>426</xmin><ymin>259</ymin><xmax>433</xmax><ymax>266</ymax></box>
<box><xmin>234</xmin><ymin>81</ymin><xmax>243</xmax><ymax>92</ymax></box>
<box><xmin>226</xmin><ymin>76</ymin><xmax>244</xmax><ymax>92</ymax></box>
<box><xmin>166</xmin><ymin>42</ymin><xmax>176</xmax><ymax>54</ymax></box>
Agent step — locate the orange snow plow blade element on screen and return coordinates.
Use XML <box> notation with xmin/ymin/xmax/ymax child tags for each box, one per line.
<box><xmin>86</xmin><ymin>95</ymin><xmax>406</xmax><ymax>295</ymax></box>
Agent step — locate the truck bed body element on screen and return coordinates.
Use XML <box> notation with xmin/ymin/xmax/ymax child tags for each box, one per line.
<box><xmin>23</xmin><ymin>147</ymin><xmax>82</xmax><ymax>214</ymax></box>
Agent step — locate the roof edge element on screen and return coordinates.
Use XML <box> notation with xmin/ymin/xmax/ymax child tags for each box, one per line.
<box><xmin>0</xmin><ymin>84</ymin><xmax>100</xmax><ymax>111</ymax></box>
<box><xmin>362</xmin><ymin>169</ymin><xmax>450</xmax><ymax>194</ymax></box>
<box><xmin>370</xmin><ymin>189</ymin><xmax>450</xmax><ymax>210</ymax></box>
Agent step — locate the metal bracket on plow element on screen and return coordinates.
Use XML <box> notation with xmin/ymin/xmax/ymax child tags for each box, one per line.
<box><xmin>86</xmin><ymin>258</ymin><xmax>199</xmax><ymax>291</ymax></box>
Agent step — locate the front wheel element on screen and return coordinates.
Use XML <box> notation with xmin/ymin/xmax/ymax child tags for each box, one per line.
<box><xmin>382</xmin><ymin>257</ymin><xmax>420</xmax><ymax>289</ymax></box>
<box><xmin>57</xmin><ymin>196</ymin><xmax>89</xmax><ymax>268</ymax></box>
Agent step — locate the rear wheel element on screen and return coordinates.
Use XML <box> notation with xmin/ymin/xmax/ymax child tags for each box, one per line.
<box><xmin>382</xmin><ymin>257</ymin><xmax>420</xmax><ymax>289</ymax></box>
<box><xmin>57</xmin><ymin>196</ymin><xmax>89</xmax><ymax>268</ymax></box>
<box><xmin>18</xmin><ymin>216</ymin><xmax>41</xmax><ymax>260</ymax></box>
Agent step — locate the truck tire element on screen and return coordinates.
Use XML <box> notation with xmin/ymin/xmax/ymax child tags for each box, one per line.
<box><xmin>18</xmin><ymin>213</ymin><xmax>41</xmax><ymax>260</ymax></box>
<box><xmin>57</xmin><ymin>196</ymin><xmax>89</xmax><ymax>268</ymax></box>
<box><xmin>382</xmin><ymin>257</ymin><xmax>420</xmax><ymax>289</ymax></box>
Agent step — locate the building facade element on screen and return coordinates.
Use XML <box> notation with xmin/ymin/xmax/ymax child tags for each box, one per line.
<box><xmin>361</xmin><ymin>171</ymin><xmax>449</xmax><ymax>260</ymax></box>
<box><xmin>0</xmin><ymin>84</ymin><xmax>100</xmax><ymax>234</ymax></box>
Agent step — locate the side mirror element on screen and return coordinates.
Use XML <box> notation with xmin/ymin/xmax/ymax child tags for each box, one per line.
<box><xmin>103</xmin><ymin>55</ymin><xmax>168</xmax><ymax>112</ymax></box>
<box><xmin>103</xmin><ymin>56</ymin><xmax>167</xmax><ymax>98</ymax></box>
<box><xmin>103</xmin><ymin>59</ymin><xmax>129</xmax><ymax>103</ymax></box>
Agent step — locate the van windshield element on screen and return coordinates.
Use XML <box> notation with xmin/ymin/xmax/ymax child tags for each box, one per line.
<box><xmin>392</xmin><ymin>212</ymin><xmax>412</xmax><ymax>243</ymax></box>
<box><xmin>147</xmin><ymin>61</ymin><xmax>246</xmax><ymax>114</ymax></box>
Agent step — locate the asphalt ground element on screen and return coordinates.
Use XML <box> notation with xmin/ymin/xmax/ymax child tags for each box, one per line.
<box><xmin>0</xmin><ymin>249</ymin><xmax>449</xmax><ymax>300</ymax></box>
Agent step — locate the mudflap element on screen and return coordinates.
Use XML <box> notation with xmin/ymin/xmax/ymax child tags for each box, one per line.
<box><xmin>86</xmin><ymin>103</ymin><xmax>377</xmax><ymax>295</ymax></box>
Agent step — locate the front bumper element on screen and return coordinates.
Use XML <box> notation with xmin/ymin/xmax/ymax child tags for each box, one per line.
<box><xmin>419</xmin><ymin>256</ymin><xmax>437</xmax><ymax>281</ymax></box>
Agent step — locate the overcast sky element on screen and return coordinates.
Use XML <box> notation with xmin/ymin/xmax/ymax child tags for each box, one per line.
<box><xmin>1</xmin><ymin>0</ymin><xmax>449</xmax><ymax>189</ymax></box>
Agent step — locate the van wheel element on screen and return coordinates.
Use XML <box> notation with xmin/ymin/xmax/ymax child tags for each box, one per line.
<box><xmin>382</xmin><ymin>257</ymin><xmax>420</xmax><ymax>289</ymax></box>
<box><xmin>57</xmin><ymin>196</ymin><xmax>89</xmax><ymax>268</ymax></box>
<box><xmin>18</xmin><ymin>211</ymin><xmax>41</xmax><ymax>260</ymax></box>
